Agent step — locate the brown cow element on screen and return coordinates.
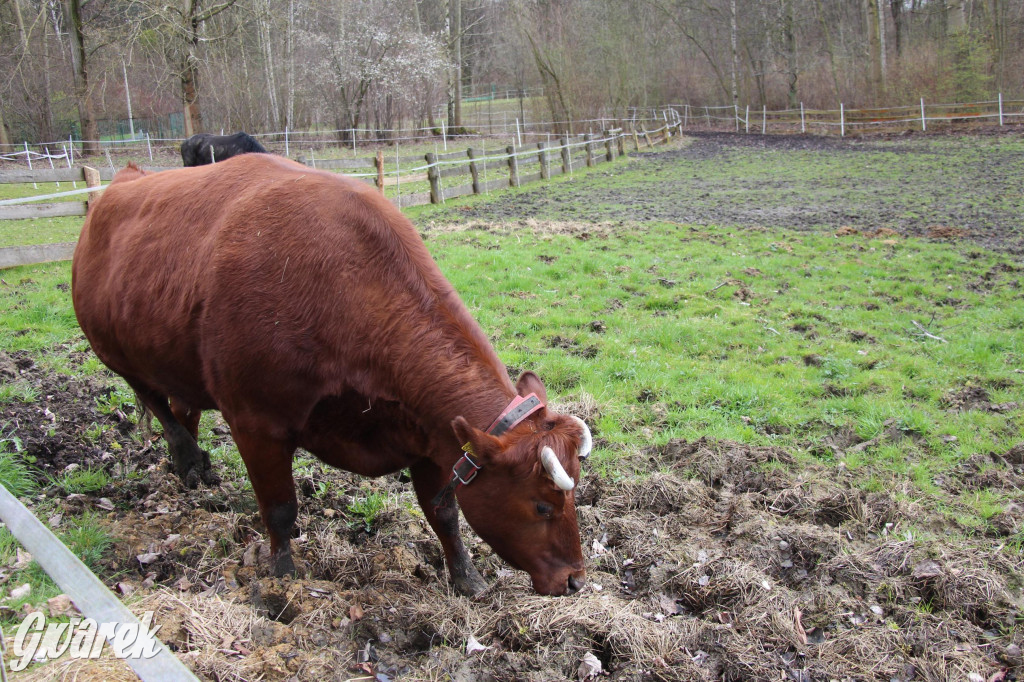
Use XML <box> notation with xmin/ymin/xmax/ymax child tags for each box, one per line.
<box><xmin>72</xmin><ymin>154</ymin><xmax>591</xmax><ymax>596</ymax></box>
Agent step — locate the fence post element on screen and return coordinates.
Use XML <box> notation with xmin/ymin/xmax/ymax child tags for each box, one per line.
<box><xmin>735</xmin><ymin>104</ymin><xmax>740</xmax><ymax>132</ymax></box>
<box><xmin>537</xmin><ymin>142</ymin><xmax>549</xmax><ymax>180</ymax></box>
<box><xmin>603</xmin><ymin>132</ymin><xmax>614</xmax><ymax>161</ymax></box>
<box><xmin>920</xmin><ymin>98</ymin><xmax>926</xmax><ymax>131</ymax></box>
<box><xmin>83</xmin><ymin>166</ymin><xmax>102</xmax><ymax>204</ymax></box>
<box><xmin>467</xmin><ymin>148</ymin><xmax>481</xmax><ymax>193</ymax></box>
<box><xmin>762</xmin><ymin>105</ymin><xmax>767</xmax><ymax>134</ymax></box>
<box><xmin>560</xmin><ymin>135</ymin><xmax>571</xmax><ymax>175</ymax></box>
<box><xmin>998</xmin><ymin>93</ymin><xmax>1003</xmax><ymax>126</ymax></box>
<box><xmin>840</xmin><ymin>103</ymin><xmax>845</xmax><ymax>137</ymax></box>
<box><xmin>632</xmin><ymin>129</ymin><xmax>640</xmax><ymax>151</ymax></box>
<box><xmin>285</xmin><ymin>127</ymin><xmax>290</xmax><ymax>157</ymax></box>
<box><xmin>745</xmin><ymin>105</ymin><xmax>750</xmax><ymax>133</ymax></box>
<box><xmin>584</xmin><ymin>133</ymin><xmax>594</xmax><ymax>167</ymax></box>
<box><xmin>642</xmin><ymin>127</ymin><xmax>653</xmax><ymax>148</ymax></box>
<box><xmin>506</xmin><ymin>145</ymin><xmax>520</xmax><ymax>187</ymax></box>
<box><xmin>683</xmin><ymin>104</ymin><xmax>689</xmax><ymax>127</ymax></box>
<box><xmin>617</xmin><ymin>131</ymin><xmax>625</xmax><ymax>157</ymax></box>
<box><xmin>375</xmin><ymin>150</ymin><xmax>385</xmax><ymax>194</ymax></box>
<box><xmin>800</xmin><ymin>102</ymin><xmax>805</xmax><ymax>134</ymax></box>
<box><xmin>425</xmin><ymin>152</ymin><xmax>441</xmax><ymax>203</ymax></box>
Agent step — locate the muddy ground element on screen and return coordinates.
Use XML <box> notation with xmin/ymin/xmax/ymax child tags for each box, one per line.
<box><xmin>3</xmin><ymin>346</ymin><xmax>1022</xmax><ymax>681</ymax></box>
<box><xmin>2</xmin><ymin>131</ymin><xmax>1023</xmax><ymax>680</ymax></box>
<box><xmin>436</xmin><ymin>129</ymin><xmax>1024</xmax><ymax>255</ymax></box>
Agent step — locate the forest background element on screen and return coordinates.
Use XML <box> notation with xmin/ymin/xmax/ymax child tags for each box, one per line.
<box><xmin>1</xmin><ymin>0</ymin><xmax>1022</xmax><ymax>152</ymax></box>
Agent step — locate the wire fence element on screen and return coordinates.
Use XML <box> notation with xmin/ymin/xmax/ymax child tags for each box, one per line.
<box><xmin>2</xmin><ymin>94</ymin><xmax>1020</xmax><ymax>166</ymax></box>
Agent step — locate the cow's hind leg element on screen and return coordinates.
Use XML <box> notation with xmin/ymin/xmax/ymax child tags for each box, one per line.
<box><xmin>230</xmin><ymin>427</ymin><xmax>298</xmax><ymax>577</ymax></box>
<box><xmin>411</xmin><ymin>460</ymin><xmax>487</xmax><ymax>597</ymax></box>
<box><xmin>131</xmin><ymin>385</ymin><xmax>216</xmax><ymax>488</ymax></box>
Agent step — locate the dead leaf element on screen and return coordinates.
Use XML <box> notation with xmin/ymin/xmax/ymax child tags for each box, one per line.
<box><xmin>577</xmin><ymin>652</ymin><xmax>602</xmax><ymax>681</ymax></box>
<box><xmin>117</xmin><ymin>582</ymin><xmax>135</xmax><ymax>597</ymax></box>
<box><xmin>13</xmin><ymin>548</ymin><xmax>32</xmax><ymax>570</ymax></box>
<box><xmin>794</xmin><ymin>606</ymin><xmax>807</xmax><ymax>646</ymax></box>
<box><xmin>350</xmin><ymin>603</ymin><xmax>365</xmax><ymax>621</ymax></box>
<box><xmin>9</xmin><ymin>583</ymin><xmax>31</xmax><ymax>600</ymax></box>
<box><xmin>95</xmin><ymin>498</ymin><xmax>115</xmax><ymax>511</ymax></box>
<box><xmin>912</xmin><ymin>559</ymin><xmax>942</xmax><ymax>579</ymax></box>
<box><xmin>136</xmin><ymin>552</ymin><xmax>161</xmax><ymax>565</ymax></box>
<box><xmin>242</xmin><ymin>542</ymin><xmax>262</xmax><ymax>567</ymax></box>
<box><xmin>466</xmin><ymin>635</ymin><xmax>491</xmax><ymax>656</ymax></box>
<box><xmin>47</xmin><ymin>594</ymin><xmax>75</xmax><ymax>617</ymax></box>
<box><xmin>658</xmin><ymin>593</ymin><xmax>682</xmax><ymax>615</ymax></box>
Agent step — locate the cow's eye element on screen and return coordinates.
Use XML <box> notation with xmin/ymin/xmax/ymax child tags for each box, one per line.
<box><xmin>536</xmin><ymin>502</ymin><xmax>553</xmax><ymax>518</ymax></box>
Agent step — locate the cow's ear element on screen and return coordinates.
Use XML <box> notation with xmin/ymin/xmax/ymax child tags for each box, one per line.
<box><xmin>515</xmin><ymin>371</ymin><xmax>548</xmax><ymax>404</ymax></box>
<box><xmin>452</xmin><ymin>416</ymin><xmax>502</xmax><ymax>465</ymax></box>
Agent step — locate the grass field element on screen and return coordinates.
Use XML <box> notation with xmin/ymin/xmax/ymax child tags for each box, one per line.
<box><xmin>1</xmin><ymin>132</ymin><xmax>1022</xmax><ymax>680</ymax></box>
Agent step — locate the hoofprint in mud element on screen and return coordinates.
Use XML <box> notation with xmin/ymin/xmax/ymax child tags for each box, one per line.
<box><xmin>3</xmin><ymin>349</ymin><xmax>1022</xmax><ymax>681</ymax></box>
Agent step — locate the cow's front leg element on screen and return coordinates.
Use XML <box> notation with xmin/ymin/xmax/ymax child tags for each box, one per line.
<box><xmin>231</xmin><ymin>428</ymin><xmax>298</xmax><ymax>576</ymax></box>
<box><xmin>411</xmin><ymin>460</ymin><xmax>487</xmax><ymax>597</ymax></box>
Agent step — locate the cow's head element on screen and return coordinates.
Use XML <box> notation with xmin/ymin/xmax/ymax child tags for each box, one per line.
<box><xmin>452</xmin><ymin>372</ymin><xmax>591</xmax><ymax>596</ymax></box>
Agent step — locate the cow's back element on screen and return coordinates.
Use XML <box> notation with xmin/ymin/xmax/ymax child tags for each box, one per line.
<box><xmin>72</xmin><ymin>154</ymin><xmax>491</xmax><ymax>428</ymax></box>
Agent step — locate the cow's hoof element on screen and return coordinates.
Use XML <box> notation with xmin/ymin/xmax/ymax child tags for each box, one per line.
<box><xmin>177</xmin><ymin>451</ymin><xmax>219</xmax><ymax>488</ymax></box>
<box><xmin>271</xmin><ymin>552</ymin><xmax>296</xmax><ymax>578</ymax></box>
<box><xmin>453</xmin><ymin>572</ymin><xmax>488</xmax><ymax>599</ymax></box>
<box><xmin>182</xmin><ymin>468</ymin><xmax>202</xmax><ymax>490</ymax></box>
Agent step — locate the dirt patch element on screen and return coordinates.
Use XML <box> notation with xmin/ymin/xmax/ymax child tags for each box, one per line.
<box><xmin>4</xmin><ymin>349</ymin><xmax>1023</xmax><ymax>681</ymax></box>
<box><xmin>420</xmin><ymin>132</ymin><xmax>1024</xmax><ymax>255</ymax></box>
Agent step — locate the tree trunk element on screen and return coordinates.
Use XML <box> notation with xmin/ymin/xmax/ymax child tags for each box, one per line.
<box><xmin>182</xmin><ymin>56</ymin><xmax>201</xmax><ymax>137</ymax></box>
<box><xmin>781</xmin><ymin>0</ymin><xmax>799</xmax><ymax>109</ymax></box>
<box><xmin>890</xmin><ymin>0</ymin><xmax>903</xmax><ymax>56</ymax></box>
<box><xmin>257</xmin><ymin>0</ymin><xmax>280</xmax><ymax>129</ymax></box>
<box><xmin>447</xmin><ymin>0</ymin><xmax>462</xmax><ymax>130</ymax></box>
<box><xmin>810</xmin><ymin>0</ymin><xmax>842</xmax><ymax>100</ymax></box>
<box><xmin>286</xmin><ymin>0</ymin><xmax>295</xmax><ymax>132</ymax></box>
<box><xmin>0</xmin><ymin>105</ymin><xmax>10</xmax><ymax>146</ymax></box>
<box><xmin>65</xmin><ymin>0</ymin><xmax>99</xmax><ymax>154</ymax></box>
<box><xmin>729</xmin><ymin>0</ymin><xmax>739</xmax><ymax>112</ymax></box>
<box><xmin>865</xmin><ymin>0</ymin><xmax>884</xmax><ymax>103</ymax></box>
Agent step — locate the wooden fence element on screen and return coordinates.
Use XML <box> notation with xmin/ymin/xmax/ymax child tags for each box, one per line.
<box><xmin>0</xmin><ymin>124</ymin><xmax>678</xmax><ymax>269</ymax></box>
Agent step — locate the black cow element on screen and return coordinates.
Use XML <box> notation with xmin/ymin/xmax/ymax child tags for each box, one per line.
<box><xmin>180</xmin><ymin>132</ymin><xmax>268</xmax><ymax>167</ymax></box>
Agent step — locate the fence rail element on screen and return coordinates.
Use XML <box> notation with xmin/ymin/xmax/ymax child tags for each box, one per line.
<box><xmin>0</xmin><ymin>124</ymin><xmax>676</xmax><ymax>269</ymax></box>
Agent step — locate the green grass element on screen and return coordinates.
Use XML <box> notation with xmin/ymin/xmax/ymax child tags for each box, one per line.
<box><xmin>347</xmin><ymin>491</ymin><xmax>389</xmax><ymax>531</ymax></box>
<box><xmin>50</xmin><ymin>465</ymin><xmax>111</xmax><ymax>494</ymax></box>
<box><xmin>410</xmin><ymin>221</ymin><xmax>1022</xmax><ymax>527</ymax></box>
<box><xmin>0</xmin><ymin>513</ymin><xmax>112</xmax><ymax>622</ymax></box>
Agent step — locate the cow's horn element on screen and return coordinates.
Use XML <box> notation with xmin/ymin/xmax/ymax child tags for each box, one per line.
<box><xmin>541</xmin><ymin>446</ymin><xmax>575</xmax><ymax>491</ymax></box>
<box><xmin>571</xmin><ymin>416</ymin><xmax>592</xmax><ymax>460</ymax></box>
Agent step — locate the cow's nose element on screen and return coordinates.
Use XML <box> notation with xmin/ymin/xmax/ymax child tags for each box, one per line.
<box><xmin>567</xmin><ymin>573</ymin><xmax>586</xmax><ymax>595</ymax></box>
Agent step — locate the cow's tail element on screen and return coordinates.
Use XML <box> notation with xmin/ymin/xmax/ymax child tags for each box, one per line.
<box><xmin>133</xmin><ymin>392</ymin><xmax>155</xmax><ymax>438</ymax></box>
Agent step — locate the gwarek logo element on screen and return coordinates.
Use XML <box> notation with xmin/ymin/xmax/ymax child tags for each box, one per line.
<box><xmin>1</xmin><ymin>611</ymin><xmax>162</xmax><ymax>671</ymax></box>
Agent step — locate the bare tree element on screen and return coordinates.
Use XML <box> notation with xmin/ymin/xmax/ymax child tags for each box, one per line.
<box><xmin>65</xmin><ymin>0</ymin><xmax>100</xmax><ymax>152</ymax></box>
